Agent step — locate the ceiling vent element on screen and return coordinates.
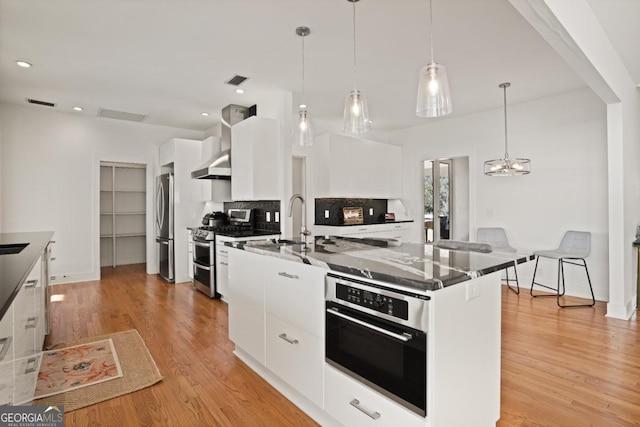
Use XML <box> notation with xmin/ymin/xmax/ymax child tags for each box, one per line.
<box><xmin>26</xmin><ymin>98</ymin><xmax>55</xmax><ymax>107</ymax></box>
<box><xmin>225</xmin><ymin>75</ymin><xmax>249</xmax><ymax>86</ymax></box>
<box><xmin>97</xmin><ymin>108</ymin><xmax>147</xmax><ymax>122</ymax></box>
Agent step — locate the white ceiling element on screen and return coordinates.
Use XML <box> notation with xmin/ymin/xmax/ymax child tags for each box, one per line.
<box><xmin>0</xmin><ymin>0</ymin><xmax>636</xmax><ymax>133</ymax></box>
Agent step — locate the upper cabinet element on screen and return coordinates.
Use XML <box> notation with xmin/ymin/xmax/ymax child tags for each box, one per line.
<box><xmin>231</xmin><ymin>116</ymin><xmax>281</xmax><ymax>201</ymax></box>
<box><xmin>313</xmin><ymin>134</ymin><xmax>402</xmax><ymax>199</ymax></box>
<box><xmin>160</xmin><ymin>138</ymin><xmax>208</xmax><ymax>203</ymax></box>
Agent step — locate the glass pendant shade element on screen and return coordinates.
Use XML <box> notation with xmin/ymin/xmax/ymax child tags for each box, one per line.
<box><xmin>484</xmin><ymin>82</ymin><xmax>531</xmax><ymax>176</ymax></box>
<box><xmin>343</xmin><ymin>89</ymin><xmax>370</xmax><ymax>134</ymax></box>
<box><xmin>294</xmin><ymin>108</ymin><xmax>313</xmax><ymax>146</ymax></box>
<box><xmin>416</xmin><ymin>62</ymin><xmax>452</xmax><ymax>117</ymax></box>
<box><xmin>484</xmin><ymin>158</ymin><xmax>531</xmax><ymax>176</ymax></box>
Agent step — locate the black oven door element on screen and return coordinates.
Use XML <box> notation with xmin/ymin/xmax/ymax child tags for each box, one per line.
<box><xmin>326</xmin><ymin>301</ymin><xmax>427</xmax><ymax>417</ymax></box>
<box><xmin>193</xmin><ymin>239</ymin><xmax>214</xmax><ymax>266</ymax></box>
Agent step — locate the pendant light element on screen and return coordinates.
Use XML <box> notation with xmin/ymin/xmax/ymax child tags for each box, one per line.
<box><xmin>416</xmin><ymin>0</ymin><xmax>452</xmax><ymax>117</ymax></box>
<box><xmin>343</xmin><ymin>0</ymin><xmax>370</xmax><ymax>134</ymax></box>
<box><xmin>484</xmin><ymin>83</ymin><xmax>531</xmax><ymax>176</ymax></box>
<box><xmin>294</xmin><ymin>26</ymin><xmax>313</xmax><ymax>146</ymax></box>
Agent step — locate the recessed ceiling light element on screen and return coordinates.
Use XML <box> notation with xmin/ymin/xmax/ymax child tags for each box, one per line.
<box><xmin>16</xmin><ymin>60</ymin><xmax>32</xmax><ymax>68</ymax></box>
<box><xmin>73</xmin><ymin>106</ymin><xmax>83</xmax><ymax>111</ymax></box>
<box><xmin>235</xmin><ymin>88</ymin><xmax>245</xmax><ymax>94</ymax></box>
<box><xmin>201</xmin><ymin>112</ymin><xmax>210</xmax><ymax>116</ymax></box>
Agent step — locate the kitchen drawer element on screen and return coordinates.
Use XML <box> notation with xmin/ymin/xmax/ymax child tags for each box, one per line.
<box><xmin>13</xmin><ymin>354</ymin><xmax>41</xmax><ymax>405</ymax></box>
<box><xmin>0</xmin><ymin>360</ymin><xmax>14</xmax><ymax>405</ymax></box>
<box><xmin>324</xmin><ymin>364</ymin><xmax>425</xmax><ymax>427</ymax></box>
<box><xmin>264</xmin><ymin>258</ymin><xmax>325</xmax><ymax>338</ymax></box>
<box><xmin>13</xmin><ymin>281</ymin><xmax>38</xmax><ymax>359</ymax></box>
<box><xmin>0</xmin><ymin>303</ymin><xmax>13</xmax><ymax>365</ymax></box>
<box><xmin>266</xmin><ymin>314</ymin><xmax>323</xmax><ymax>408</ymax></box>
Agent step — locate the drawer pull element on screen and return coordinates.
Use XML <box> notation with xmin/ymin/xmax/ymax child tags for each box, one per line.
<box><xmin>0</xmin><ymin>337</ymin><xmax>12</xmax><ymax>362</ymax></box>
<box><xmin>278</xmin><ymin>272</ymin><xmax>299</xmax><ymax>280</ymax></box>
<box><xmin>220</xmin><ymin>250</ymin><xmax>228</xmax><ymax>254</ymax></box>
<box><xmin>25</xmin><ymin>357</ymin><xmax>37</xmax><ymax>374</ymax></box>
<box><xmin>26</xmin><ymin>317</ymin><xmax>38</xmax><ymax>329</ymax></box>
<box><xmin>25</xmin><ymin>280</ymin><xmax>38</xmax><ymax>289</ymax></box>
<box><xmin>220</xmin><ymin>262</ymin><xmax>228</xmax><ymax>266</ymax></box>
<box><xmin>350</xmin><ymin>399</ymin><xmax>381</xmax><ymax>420</ymax></box>
<box><xmin>278</xmin><ymin>333</ymin><xmax>299</xmax><ymax>345</ymax></box>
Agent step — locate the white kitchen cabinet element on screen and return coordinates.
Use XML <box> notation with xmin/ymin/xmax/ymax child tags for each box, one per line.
<box><xmin>0</xmin><ymin>302</ymin><xmax>14</xmax><ymax>406</ymax></box>
<box><xmin>13</xmin><ymin>354</ymin><xmax>41</xmax><ymax>405</ymax></box>
<box><xmin>314</xmin><ymin>222</ymin><xmax>412</xmax><ymax>241</ymax></box>
<box><xmin>265</xmin><ymin>314</ymin><xmax>324</xmax><ymax>407</ymax></box>
<box><xmin>313</xmin><ymin>134</ymin><xmax>402</xmax><ymax>199</ymax></box>
<box><xmin>324</xmin><ymin>364</ymin><xmax>424</xmax><ymax>427</ymax></box>
<box><xmin>231</xmin><ymin>116</ymin><xmax>281</xmax><ymax>201</ymax></box>
<box><xmin>228</xmin><ymin>248</ymin><xmax>266</xmax><ymax>365</ymax></box>
<box><xmin>160</xmin><ymin>138</ymin><xmax>208</xmax><ymax>203</ymax></box>
<box><xmin>187</xmin><ymin>229</ymin><xmax>194</xmax><ymax>280</ymax></box>
<box><xmin>264</xmin><ymin>258</ymin><xmax>325</xmax><ymax>338</ymax></box>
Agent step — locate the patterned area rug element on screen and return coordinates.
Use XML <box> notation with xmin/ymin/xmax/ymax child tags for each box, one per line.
<box><xmin>32</xmin><ymin>329</ymin><xmax>163</xmax><ymax>412</ymax></box>
<box><xmin>35</xmin><ymin>338</ymin><xmax>123</xmax><ymax>399</ymax></box>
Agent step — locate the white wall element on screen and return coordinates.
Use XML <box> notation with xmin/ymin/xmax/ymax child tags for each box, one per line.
<box><xmin>392</xmin><ymin>88</ymin><xmax>609</xmax><ymax>301</ymax></box>
<box><xmin>0</xmin><ymin>103</ymin><xmax>202</xmax><ymax>284</ymax></box>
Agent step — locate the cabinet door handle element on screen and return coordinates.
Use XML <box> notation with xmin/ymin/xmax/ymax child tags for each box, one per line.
<box><xmin>0</xmin><ymin>337</ymin><xmax>12</xmax><ymax>362</ymax></box>
<box><xmin>25</xmin><ymin>279</ymin><xmax>38</xmax><ymax>289</ymax></box>
<box><xmin>394</xmin><ymin>225</ymin><xmax>402</xmax><ymax>229</ymax></box>
<box><xmin>278</xmin><ymin>272</ymin><xmax>299</xmax><ymax>280</ymax></box>
<box><xmin>350</xmin><ymin>399</ymin><xmax>381</xmax><ymax>420</ymax></box>
<box><xmin>358</xmin><ymin>228</ymin><xmax>367</xmax><ymax>231</ymax></box>
<box><xmin>278</xmin><ymin>333</ymin><xmax>299</xmax><ymax>345</ymax></box>
<box><xmin>220</xmin><ymin>262</ymin><xmax>228</xmax><ymax>266</ymax></box>
<box><xmin>26</xmin><ymin>317</ymin><xmax>38</xmax><ymax>329</ymax></box>
<box><xmin>25</xmin><ymin>357</ymin><xmax>37</xmax><ymax>374</ymax></box>
<box><xmin>220</xmin><ymin>250</ymin><xmax>228</xmax><ymax>254</ymax></box>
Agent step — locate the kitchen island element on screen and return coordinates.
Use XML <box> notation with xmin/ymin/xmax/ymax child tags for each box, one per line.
<box><xmin>225</xmin><ymin>236</ymin><xmax>531</xmax><ymax>427</ymax></box>
<box><xmin>0</xmin><ymin>231</ymin><xmax>54</xmax><ymax>405</ymax></box>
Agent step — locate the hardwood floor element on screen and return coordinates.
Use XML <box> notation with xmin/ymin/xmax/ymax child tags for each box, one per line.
<box><xmin>46</xmin><ymin>264</ymin><xmax>640</xmax><ymax>426</ymax></box>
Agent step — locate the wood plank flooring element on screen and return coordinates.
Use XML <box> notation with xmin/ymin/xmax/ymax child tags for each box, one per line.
<box><xmin>45</xmin><ymin>264</ymin><xmax>640</xmax><ymax>426</ymax></box>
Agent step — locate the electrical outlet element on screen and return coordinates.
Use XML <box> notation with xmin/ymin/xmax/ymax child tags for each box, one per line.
<box><xmin>324</xmin><ymin>210</ymin><xmax>330</xmax><ymax>219</ymax></box>
<box><xmin>369</xmin><ymin>208</ymin><xmax>374</xmax><ymax>216</ymax></box>
<box><xmin>275</xmin><ymin>212</ymin><xmax>280</xmax><ymax>222</ymax></box>
<box><xmin>266</xmin><ymin>212</ymin><xmax>271</xmax><ymax>222</ymax></box>
<box><xmin>466</xmin><ymin>282</ymin><xmax>481</xmax><ymax>300</ymax></box>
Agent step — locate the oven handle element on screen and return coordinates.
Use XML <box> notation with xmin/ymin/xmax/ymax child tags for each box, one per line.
<box><xmin>193</xmin><ymin>241</ymin><xmax>212</xmax><ymax>248</ymax></box>
<box><xmin>326</xmin><ymin>307</ymin><xmax>412</xmax><ymax>342</ymax></box>
<box><xmin>194</xmin><ymin>263</ymin><xmax>211</xmax><ymax>271</ymax></box>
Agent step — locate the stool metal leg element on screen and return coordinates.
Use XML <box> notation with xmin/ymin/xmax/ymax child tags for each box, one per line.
<box><xmin>557</xmin><ymin>258</ymin><xmax>596</xmax><ymax>308</ymax></box>
<box><xmin>530</xmin><ymin>256</ymin><xmax>560</xmax><ymax>297</ymax></box>
<box><xmin>504</xmin><ymin>264</ymin><xmax>519</xmax><ymax>294</ymax></box>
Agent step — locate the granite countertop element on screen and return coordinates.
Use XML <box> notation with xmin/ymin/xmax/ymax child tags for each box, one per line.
<box><xmin>314</xmin><ymin>220</ymin><xmax>414</xmax><ymax>227</ymax></box>
<box><xmin>226</xmin><ymin>235</ymin><xmax>532</xmax><ymax>293</ymax></box>
<box><xmin>0</xmin><ymin>231</ymin><xmax>55</xmax><ymax>319</ymax></box>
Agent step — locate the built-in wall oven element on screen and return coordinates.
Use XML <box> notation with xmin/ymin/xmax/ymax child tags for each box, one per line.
<box><xmin>325</xmin><ymin>272</ymin><xmax>430</xmax><ymax>417</ymax></box>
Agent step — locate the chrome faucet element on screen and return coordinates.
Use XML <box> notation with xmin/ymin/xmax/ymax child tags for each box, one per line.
<box><xmin>287</xmin><ymin>193</ymin><xmax>311</xmax><ymax>247</ymax></box>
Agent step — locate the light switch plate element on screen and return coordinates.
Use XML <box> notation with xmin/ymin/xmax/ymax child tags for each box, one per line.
<box><xmin>325</xmin><ymin>210</ymin><xmax>330</xmax><ymax>219</ymax></box>
<box><xmin>275</xmin><ymin>212</ymin><xmax>280</xmax><ymax>222</ymax></box>
<box><xmin>266</xmin><ymin>212</ymin><xmax>271</xmax><ymax>222</ymax></box>
<box><xmin>369</xmin><ymin>208</ymin><xmax>374</xmax><ymax>216</ymax></box>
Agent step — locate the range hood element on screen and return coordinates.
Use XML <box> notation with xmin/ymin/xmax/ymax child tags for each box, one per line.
<box><xmin>191</xmin><ymin>104</ymin><xmax>256</xmax><ymax>180</ymax></box>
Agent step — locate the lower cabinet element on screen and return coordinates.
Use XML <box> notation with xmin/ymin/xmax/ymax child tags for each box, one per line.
<box><xmin>324</xmin><ymin>364</ymin><xmax>425</xmax><ymax>427</ymax></box>
<box><xmin>0</xmin><ymin>304</ymin><xmax>14</xmax><ymax>406</ymax></box>
<box><xmin>228</xmin><ymin>248</ymin><xmax>326</xmax><ymax>410</ymax></box>
<box><xmin>228</xmin><ymin>249</ymin><xmax>266</xmax><ymax>365</ymax></box>
<box><xmin>265</xmin><ymin>314</ymin><xmax>324</xmax><ymax>407</ymax></box>
<box><xmin>13</xmin><ymin>354</ymin><xmax>42</xmax><ymax>405</ymax></box>
<box><xmin>314</xmin><ymin>223</ymin><xmax>412</xmax><ymax>241</ymax></box>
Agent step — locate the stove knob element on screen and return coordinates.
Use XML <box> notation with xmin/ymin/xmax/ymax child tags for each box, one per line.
<box><xmin>373</xmin><ymin>296</ymin><xmax>384</xmax><ymax>309</ymax></box>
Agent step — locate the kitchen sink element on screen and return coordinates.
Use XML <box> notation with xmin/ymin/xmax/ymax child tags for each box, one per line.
<box><xmin>0</xmin><ymin>243</ymin><xmax>29</xmax><ymax>255</ymax></box>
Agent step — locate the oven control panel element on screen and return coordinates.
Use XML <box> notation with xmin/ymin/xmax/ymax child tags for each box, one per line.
<box><xmin>336</xmin><ymin>283</ymin><xmax>409</xmax><ymax>320</ymax></box>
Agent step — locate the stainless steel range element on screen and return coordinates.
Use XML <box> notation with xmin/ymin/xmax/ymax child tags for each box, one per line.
<box><xmin>192</xmin><ymin>208</ymin><xmax>253</xmax><ymax>298</ymax></box>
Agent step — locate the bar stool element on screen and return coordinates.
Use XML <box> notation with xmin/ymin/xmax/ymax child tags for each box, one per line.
<box><xmin>477</xmin><ymin>227</ymin><xmax>519</xmax><ymax>294</ymax></box>
<box><xmin>530</xmin><ymin>230</ymin><xmax>595</xmax><ymax>308</ymax></box>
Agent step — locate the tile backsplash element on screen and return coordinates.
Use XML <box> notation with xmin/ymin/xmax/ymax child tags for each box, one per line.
<box><xmin>314</xmin><ymin>198</ymin><xmax>388</xmax><ymax>225</ymax></box>
<box><xmin>224</xmin><ymin>200</ymin><xmax>281</xmax><ymax>232</ymax></box>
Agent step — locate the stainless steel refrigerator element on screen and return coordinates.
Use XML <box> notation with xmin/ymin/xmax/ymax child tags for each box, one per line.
<box><xmin>155</xmin><ymin>173</ymin><xmax>174</xmax><ymax>282</ymax></box>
